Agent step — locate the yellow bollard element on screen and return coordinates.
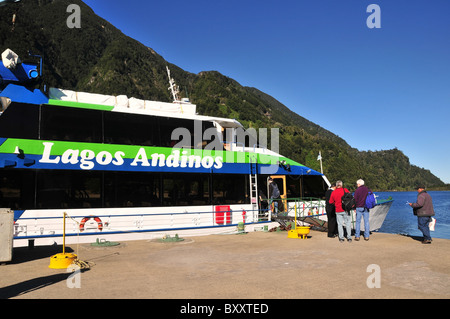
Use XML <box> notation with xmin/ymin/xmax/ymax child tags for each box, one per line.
<box><xmin>296</xmin><ymin>226</ymin><xmax>310</xmax><ymax>239</ymax></box>
<box><xmin>287</xmin><ymin>229</ymin><xmax>298</xmax><ymax>238</ymax></box>
<box><xmin>49</xmin><ymin>213</ymin><xmax>77</xmax><ymax>269</ymax></box>
<box><xmin>49</xmin><ymin>252</ymin><xmax>78</xmax><ymax>269</ymax></box>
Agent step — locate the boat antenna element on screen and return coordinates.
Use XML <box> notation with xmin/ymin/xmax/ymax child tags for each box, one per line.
<box><xmin>166</xmin><ymin>66</ymin><xmax>180</xmax><ymax>102</ymax></box>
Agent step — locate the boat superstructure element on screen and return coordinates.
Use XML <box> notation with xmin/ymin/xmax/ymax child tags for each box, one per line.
<box><xmin>0</xmin><ymin>49</ymin><xmax>333</xmax><ymax>247</ymax></box>
<box><xmin>0</xmin><ymin>49</ymin><xmax>391</xmax><ymax>247</ymax></box>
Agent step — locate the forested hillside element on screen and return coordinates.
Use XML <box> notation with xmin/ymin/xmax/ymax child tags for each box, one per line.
<box><xmin>0</xmin><ymin>0</ymin><xmax>445</xmax><ymax>190</ymax></box>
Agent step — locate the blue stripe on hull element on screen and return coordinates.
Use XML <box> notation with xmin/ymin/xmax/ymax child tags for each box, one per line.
<box><xmin>13</xmin><ymin>221</ymin><xmax>272</xmax><ymax>240</ymax></box>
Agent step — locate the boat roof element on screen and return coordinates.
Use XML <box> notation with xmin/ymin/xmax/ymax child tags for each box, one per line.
<box><xmin>0</xmin><ymin>84</ymin><xmax>244</xmax><ymax>129</ymax></box>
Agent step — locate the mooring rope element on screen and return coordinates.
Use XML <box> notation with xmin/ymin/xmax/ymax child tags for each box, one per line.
<box><xmin>64</xmin><ymin>212</ymin><xmax>95</xmax><ymax>270</ymax></box>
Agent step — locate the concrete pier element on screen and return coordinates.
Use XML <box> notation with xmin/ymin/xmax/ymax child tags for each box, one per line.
<box><xmin>1</xmin><ymin>230</ymin><xmax>449</xmax><ymax>300</ymax></box>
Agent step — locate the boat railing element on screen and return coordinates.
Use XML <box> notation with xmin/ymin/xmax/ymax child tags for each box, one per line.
<box><xmin>13</xmin><ymin>207</ymin><xmax>265</xmax><ymax>239</ymax></box>
<box><xmin>256</xmin><ymin>197</ymin><xmax>327</xmax><ymax>227</ymax></box>
<box><xmin>262</xmin><ymin>197</ymin><xmax>326</xmax><ymax>218</ymax></box>
<box><xmin>290</xmin><ymin>197</ymin><xmax>327</xmax><ymax>218</ymax></box>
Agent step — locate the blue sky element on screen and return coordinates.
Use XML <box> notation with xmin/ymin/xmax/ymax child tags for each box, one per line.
<box><xmin>83</xmin><ymin>0</ymin><xmax>450</xmax><ymax>183</ymax></box>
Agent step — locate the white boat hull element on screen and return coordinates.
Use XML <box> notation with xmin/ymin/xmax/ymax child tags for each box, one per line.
<box><xmin>12</xmin><ymin>204</ymin><xmax>278</xmax><ymax>248</ymax></box>
<box><xmin>351</xmin><ymin>200</ymin><xmax>393</xmax><ymax>232</ymax></box>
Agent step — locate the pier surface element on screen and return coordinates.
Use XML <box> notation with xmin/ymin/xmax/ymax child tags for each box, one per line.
<box><xmin>1</xmin><ymin>230</ymin><xmax>450</xmax><ymax>300</ymax></box>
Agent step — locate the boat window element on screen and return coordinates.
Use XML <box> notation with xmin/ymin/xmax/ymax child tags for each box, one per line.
<box><xmin>104</xmin><ymin>171</ymin><xmax>161</xmax><ymax>207</ymax></box>
<box><xmin>286</xmin><ymin>176</ymin><xmax>301</xmax><ymax>198</ymax></box>
<box><xmin>1</xmin><ymin>170</ymin><xmax>253</xmax><ymax>210</ymax></box>
<box><xmin>212</xmin><ymin>174</ymin><xmax>249</xmax><ymax>205</ymax></box>
<box><xmin>40</xmin><ymin>105</ymin><xmax>103</xmax><ymax>143</ymax></box>
<box><xmin>159</xmin><ymin>118</ymin><xmax>219</xmax><ymax>149</ymax></box>
<box><xmin>36</xmin><ymin>170</ymin><xmax>102</xmax><ymax>209</ymax></box>
<box><xmin>104</xmin><ymin>112</ymin><xmax>159</xmax><ymax>146</ymax></box>
<box><xmin>0</xmin><ymin>170</ymin><xmax>35</xmax><ymax>209</ymax></box>
<box><xmin>301</xmin><ymin>175</ymin><xmax>327</xmax><ymax>198</ymax></box>
<box><xmin>159</xmin><ymin>117</ymin><xmax>195</xmax><ymax>148</ymax></box>
<box><xmin>202</xmin><ymin>121</ymin><xmax>222</xmax><ymax>150</ymax></box>
<box><xmin>162</xmin><ymin>173</ymin><xmax>210</xmax><ymax>206</ymax></box>
<box><xmin>0</xmin><ymin>103</ymin><xmax>39</xmax><ymax>139</ymax></box>
<box><xmin>38</xmin><ymin>104</ymin><xmax>220</xmax><ymax>149</ymax></box>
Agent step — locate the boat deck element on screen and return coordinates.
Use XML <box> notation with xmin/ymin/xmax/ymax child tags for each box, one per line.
<box><xmin>1</xmin><ymin>230</ymin><xmax>450</xmax><ymax>301</ymax></box>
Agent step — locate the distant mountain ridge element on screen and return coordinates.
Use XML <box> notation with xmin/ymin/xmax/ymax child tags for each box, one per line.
<box><xmin>0</xmin><ymin>0</ymin><xmax>445</xmax><ymax>190</ymax></box>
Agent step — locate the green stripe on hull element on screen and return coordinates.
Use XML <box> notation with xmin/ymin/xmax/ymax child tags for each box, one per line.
<box><xmin>0</xmin><ymin>138</ymin><xmax>304</xmax><ymax>167</ymax></box>
<box><xmin>48</xmin><ymin>99</ymin><xmax>115</xmax><ymax>111</ymax></box>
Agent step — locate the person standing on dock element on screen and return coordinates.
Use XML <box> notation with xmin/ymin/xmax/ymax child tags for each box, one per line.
<box><xmin>329</xmin><ymin>181</ymin><xmax>352</xmax><ymax>243</ymax></box>
<box><xmin>409</xmin><ymin>185</ymin><xmax>435</xmax><ymax>244</ymax></box>
<box><xmin>354</xmin><ymin>179</ymin><xmax>370</xmax><ymax>241</ymax></box>
<box><xmin>325</xmin><ymin>183</ymin><xmax>338</xmax><ymax>238</ymax></box>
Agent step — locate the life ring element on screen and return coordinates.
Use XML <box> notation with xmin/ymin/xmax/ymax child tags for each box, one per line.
<box><xmin>79</xmin><ymin>216</ymin><xmax>103</xmax><ymax>232</ymax></box>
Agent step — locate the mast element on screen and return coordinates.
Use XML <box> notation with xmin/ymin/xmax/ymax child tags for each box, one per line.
<box><xmin>317</xmin><ymin>151</ymin><xmax>323</xmax><ymax>174</ymax></box>
<box><xmin>166</xmin><ymin>66</ymin><xmax>180</xmax><ymax>102</ymax></box>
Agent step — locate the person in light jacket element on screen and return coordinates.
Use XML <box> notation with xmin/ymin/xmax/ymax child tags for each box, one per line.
<box><xmin>409</xmin><ymin>185</ymin><xmax>435</xmax><ymax>244</ymax></box>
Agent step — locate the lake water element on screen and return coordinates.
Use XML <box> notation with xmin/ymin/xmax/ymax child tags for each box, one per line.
<box><xmin>377</xmin><ymin>191</ymin><xmax>450</xmax><ymax>240</ymax></box>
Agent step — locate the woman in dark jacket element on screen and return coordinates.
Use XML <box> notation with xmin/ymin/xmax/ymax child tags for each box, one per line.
<box><xmin>325</xmin><ymin>183</ymin><xmax>337</xmax><ymax>238</ymax></box>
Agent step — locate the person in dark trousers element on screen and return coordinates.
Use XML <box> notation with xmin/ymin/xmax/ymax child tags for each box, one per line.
<box><xmin>268</xmin><ymin>178</ymin><xmax>280</xmax><ymax>217</ymax></box>
<box><xmin>409</xmin><ymin>185</ymin><xmax>435</xmax><ymax>244</ymax></box>
<box><xmin>325</xmin><ymin>183</ymin><xmax>337</xmax><ymax>238</ymax></box>
<box><xmin>354</xmin><ymin>179</ymin><xmax>370</xmax><ymax>241</ymax></box>
<box><xmin>258</xmin><ymin>189</ymin><xmax>268</xmax><ymax>212</ymax></box>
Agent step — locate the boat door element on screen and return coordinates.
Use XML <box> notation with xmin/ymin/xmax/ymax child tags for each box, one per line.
<box><xmin>268</xmin><ymin>175</ymin><xmax>287</xmax><ymax>213</ymax></box>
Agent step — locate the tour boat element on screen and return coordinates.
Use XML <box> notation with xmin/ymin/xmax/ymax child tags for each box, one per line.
<box><xmin>0</xmin><ymin>49</ymin><xmax>391</xmax><ymax>247</ymax></box>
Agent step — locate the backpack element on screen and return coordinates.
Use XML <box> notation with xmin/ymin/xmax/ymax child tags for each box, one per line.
<box><xmin>365</xmin><ymin>191</ymin><xmax>376</xmax><ymax>209</ymax></box>
<box><xmin>341</xmin><ymin>191</ymin><xmax>356</xmax><ymax>213</ymax></box>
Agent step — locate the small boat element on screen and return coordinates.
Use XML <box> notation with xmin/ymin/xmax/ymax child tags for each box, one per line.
<box><xmin>273</xmin><ymin>196</ymin><xmax>394</xmax><ymax>233</ymax></box>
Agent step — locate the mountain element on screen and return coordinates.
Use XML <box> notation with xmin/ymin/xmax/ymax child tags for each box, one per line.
<box><xmin>0</xmin><ymin>0</ymin><xmax>445</xmax><ymax>191</ymax></box>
